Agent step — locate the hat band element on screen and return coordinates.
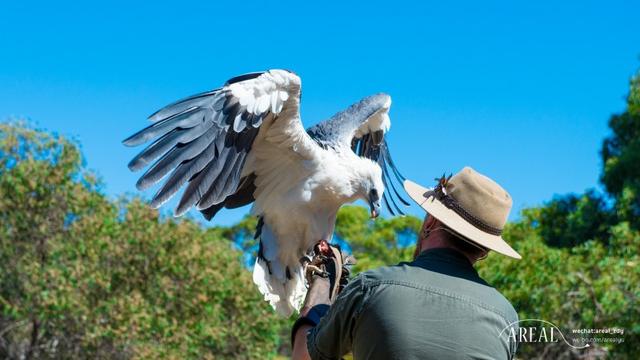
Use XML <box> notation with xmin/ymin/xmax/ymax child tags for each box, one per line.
<box><xmin>427</xmin><ymin>176</ymin><xmax>504</xmax><ymax>236</ymax></box>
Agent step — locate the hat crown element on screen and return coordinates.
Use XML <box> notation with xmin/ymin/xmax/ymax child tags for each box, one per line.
<box><xmin>446</xmin><ymin>167</ymin><xmax>512</xmax><ymax>230</ymax></box>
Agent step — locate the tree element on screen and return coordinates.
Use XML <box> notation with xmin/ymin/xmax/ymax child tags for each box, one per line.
<box><xmin>0</xmin><ymin>122</ymin><xmax>288</xmax><ymax>359</ymax></box>
<box><xmin>479</xmin><ymin>210</ymin><xmax>639</xmax><ymax>359</ymax></box>
<box><xmin>333</xmin><ymin>206</ymin><xmax>421</xmax><ymax>273</ymax></box>
<box><xmin>528</xmin><ymin>69</ymin><xmax>640</xmax><ymax>248</ymax></box>
<box><xmin>601</xmin><ymin>71</ymin><xmax>640</xmax><ymax>228</ymax></box>
<box><xmin>536</xmin><ymin>190</ymin><xmax>614</xmax><ymax>247</ymax></box>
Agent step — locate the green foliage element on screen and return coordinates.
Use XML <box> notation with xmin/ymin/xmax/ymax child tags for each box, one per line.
<box><xmin>601</xmin><ymin>71</ymin><xmax>640</xmax><ymax>228</ymax></box>
<box><xmin>334</xmin><ymin>206</ymin><xmax>421</xmax><ymax>272</ymax></box>
<box><xmin>479</xmin><ymin>211</ymin><xmax>639</xmax><ymax>359</ymax></box>
<box><xmin>536</xmin><ymin>190</ymin><xmax>614</xmax><ymax>247</ymax></box>
<box><xmin>629</xmin><ymin>73</ymin><xmax>640</xmax><ymax>116</ymax></box>
<box><xmin>0</xmin><ymin>122</ymin><xmax>287</xmax><ymax>359</ymax></box>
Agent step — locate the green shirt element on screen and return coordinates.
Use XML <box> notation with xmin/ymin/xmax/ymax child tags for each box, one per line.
<box><xmin>306</xmin><ymin>248</ymin><xmax>519</xmax><ymax>360</ymax></box>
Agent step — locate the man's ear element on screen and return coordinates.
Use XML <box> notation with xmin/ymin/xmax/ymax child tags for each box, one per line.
<box><xmin>415</xmin><ymin>216</ymin><xmax>433</xmax><ymax>258</ymax></box>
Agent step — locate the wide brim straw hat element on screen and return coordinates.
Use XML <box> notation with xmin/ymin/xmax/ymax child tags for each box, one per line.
<box><xmin>404</xmin><ymin>167</ymin><xmax>521</xmax><ymax>259</ymax></box>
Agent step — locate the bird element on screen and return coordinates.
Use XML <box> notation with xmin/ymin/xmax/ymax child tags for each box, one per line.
<box><xmin>123</xmin><ymin>69</ymin><xmax>408</xmax><ymax>316</ymax></box>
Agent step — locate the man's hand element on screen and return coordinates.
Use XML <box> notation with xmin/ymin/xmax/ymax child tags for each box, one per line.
<box><xmin>301</xmin><ymin>240</ymin><xmax>355</xmax><ymax>313</ymax></box>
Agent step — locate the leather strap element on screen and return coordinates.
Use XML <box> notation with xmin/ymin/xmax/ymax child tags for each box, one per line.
<box><xmin>427</xmin><ymin>174</ymin><xmax>503</xmax><ymax>236</ymax></box>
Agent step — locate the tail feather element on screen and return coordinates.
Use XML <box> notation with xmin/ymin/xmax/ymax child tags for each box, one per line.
<box><xmin>253</xmin><ymin>219</ymin><xmax>306</xmax><ymax>317</ymax></box>
<box><xmin>253</xmin><ymin>259</ymin><xmax>305</xmax><ymax>317</ymax></box>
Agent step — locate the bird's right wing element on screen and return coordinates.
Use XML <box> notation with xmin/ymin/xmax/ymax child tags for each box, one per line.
<box><xmin>123</xmin><ymin>69</ymin><xmax>317</xmax><ymax>217</ymax></box>
<box><xmin>307</xmin><ymin>93</ymin><xmax>410</xmax><ymax>215</ymax></box>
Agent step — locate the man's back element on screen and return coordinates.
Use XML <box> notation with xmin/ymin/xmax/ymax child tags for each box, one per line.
<box><xmin>307</xmin><ymin>248</ymin><xmax>518</xmax><ymax>360</ymax></box>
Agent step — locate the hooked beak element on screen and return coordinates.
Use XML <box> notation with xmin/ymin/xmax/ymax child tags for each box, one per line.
<box><xmin>368</xmin><ymin>188</ymin><xmax>381</xmax><ymax>219</ymax></box>
<box><xmin>369</xmin><ymin>200</ymin><xmax>381</xmax><ymax>219</ymax></box>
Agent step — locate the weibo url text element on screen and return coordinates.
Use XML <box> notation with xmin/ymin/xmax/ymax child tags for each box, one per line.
<box><xmin>574</xmin><ymin>337</ymin><xmax>625</xmax><ymax>344</ymax></box>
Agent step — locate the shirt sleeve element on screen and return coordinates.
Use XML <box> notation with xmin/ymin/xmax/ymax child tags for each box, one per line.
<box><xmin>306</xmin><ymin>274</ymin><xmax>367</xmax><ymax>360</ymax></box>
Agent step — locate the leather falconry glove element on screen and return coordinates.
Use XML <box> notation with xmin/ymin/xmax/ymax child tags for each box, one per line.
<box><xmin>291</xmin><ymin>240</ymin><xmax>356</xmax><ymax>347</ymax></box>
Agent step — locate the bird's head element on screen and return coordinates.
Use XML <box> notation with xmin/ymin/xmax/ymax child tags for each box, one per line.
<box><xmin>352</xmin><ymin>159</ymin><xmax>384</xmax><ymax>219</ymax></box>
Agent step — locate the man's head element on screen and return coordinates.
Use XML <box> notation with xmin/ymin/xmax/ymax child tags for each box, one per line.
<box><xmin>414</xmin><ymin>215</ymin><xmax>488</xmax><ymax>263</ymax></box>
<box><xmin>404</xmin><ymin>166</ymin><xmax>521</xmax><ymax>260</ymax></box>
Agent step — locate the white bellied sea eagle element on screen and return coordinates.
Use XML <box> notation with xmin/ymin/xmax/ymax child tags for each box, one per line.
<box><xmin>123</xmin><ymin>69</ymin><xmax>408</xmax><ymax>316</ymax></box>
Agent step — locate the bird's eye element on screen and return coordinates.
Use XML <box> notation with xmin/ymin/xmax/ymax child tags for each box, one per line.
<box><xmin>369</xmin><ymin>188</ymin><xmax>379</xmax><ymax>201</ymax></box>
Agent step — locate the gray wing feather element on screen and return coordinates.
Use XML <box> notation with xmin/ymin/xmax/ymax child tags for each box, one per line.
<box><xmin>123</xmin><ymin>106</ymin><xmax>203</xmax><ymax>147</ymax></box>
<box><xmin>200</xmin><ymin>174</ymin><xmax>256</xmax><ymax>220</ymax></box>
<box><xmin>306</xmin><ymin>93</ymin><xmax>390</xmax><ymax>149</ymax></box>
<box><xmin>224</xmin><ymin>174</ymin><xmax>257</xmax><ymax>209</ymax></box>
<box><xmin>175</xmin><ymin>145</ymin><xmax>232</xmax><ymax>215</ymax></box>
<box><xmin>127</xmin><ymin>116</ymin><xmax>213</xmax><ymax>172</ymax></box>
<box><xmin>148</xmin><ymin>90</ymin><xmax>220</xmax><ymax>122</ymax></box>
<box><xmin>136</xmin><ymin>123</ymin><xmax>220</xmax><ymax>190</ymax></box>
<box><xmin>199</xmin><ymin>149</ymin><xmax>247</xmax><ymax>209</ymax></box>
<box><xmin>123</xmin><ymin>71</ymin><xmax>277</xmax><ymax>219</ymax></box>
<box><xmin>149</xmin><ymin>141</ymin><xmax>217</xmax><ymax>208</ymax></box>
<box><xmin>173</xmin><ymin>127</ymin><xmax>259</xmax><ymax>216</ymax></box>
<box><xmin>197</xmin><ymin>146</ymin><xmax>241</xmax><ymax>209</ymax></box>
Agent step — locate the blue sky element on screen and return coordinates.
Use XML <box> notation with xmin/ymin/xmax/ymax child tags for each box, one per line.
<box><xmin>1</xmin><ymin>0</ymin><xmax>639</xmax><ymax>226</ymax></box>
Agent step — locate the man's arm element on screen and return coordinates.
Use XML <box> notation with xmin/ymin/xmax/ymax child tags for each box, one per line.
<box><xmin>292</xmin><ymin>275</ymin><xmax>366</xmax><ymax>360</ymax></box>
<box><xmin>291</xmin><ymin>277</ymin><xmax>331</xmax><ymax>360</ymax></box>
<box><xmin>291</xmin><ymin>243</ymin><xmax>362</xmax><ymax>360</ymax></box>
<box><xmin>292</xmin><ymin>324</ymin><xmax>313</xmax><ymax>360</ymax></box>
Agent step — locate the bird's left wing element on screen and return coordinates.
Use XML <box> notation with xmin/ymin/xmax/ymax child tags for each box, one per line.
<box><xmin>306</xmin><ymin>93</ymin><xmax>410</xmax><ymax>215</ymax></box>
<box><xmin>123</xmin><ymin>69</ymin><xmax>315</xmax><ymax>217</ymax></box>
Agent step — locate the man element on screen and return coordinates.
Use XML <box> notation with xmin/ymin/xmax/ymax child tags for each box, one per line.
<box><xmin>291</xmin><ymin>167</ymin><xmax>521</xmax><ymax>360</ymax></box>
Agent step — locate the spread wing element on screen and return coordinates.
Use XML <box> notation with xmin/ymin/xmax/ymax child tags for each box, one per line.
<box><xmin>306</xmin><ymin>93</ymin><xmax>410</xmax><ymax>215</ymax></box>
<box><xmin>123</xmin><ymin>69</ymin><xmax>315</xmax><ymax>217</ymax></box>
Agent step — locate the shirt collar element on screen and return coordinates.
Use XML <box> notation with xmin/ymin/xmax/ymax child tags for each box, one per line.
<box><xmin>417</xmin><ymin>247</ymin><xmax>472</xmax><ymax>265</ymax></box>
<box><xmin>413</xmin><ymin>247</ymin><xmax>486</xmax><ymax>284</ymax></box>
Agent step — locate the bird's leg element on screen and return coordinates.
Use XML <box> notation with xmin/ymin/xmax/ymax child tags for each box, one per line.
<box><xmin>301</xmin><ymin>240</ymin><xmax>333</xmax><ymax>285</ymax></box>
<box><xmin>306</xmin><ymin>264</ymin><xmax>328</xmax><ymax>278</ymax></box>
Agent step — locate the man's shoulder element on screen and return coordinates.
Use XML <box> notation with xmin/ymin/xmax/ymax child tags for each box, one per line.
<box><xmin>354</xmin><ymin>261</ymin><xmax>446</xmax><ymax>294</ymax></box>
<box><xmin>357</xmin><ymin>261</ymin><xmax>422</xmax><ymax>284</ymax></box>
<box><xmin>490</xmin><ymin>287</ymin><xmax>519</xmax><ymax>322</ymax></box>
<box><xmin>358</xmin><ymin>261</ymin><xmax>518</xmax><ymax>322</ymax></box>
